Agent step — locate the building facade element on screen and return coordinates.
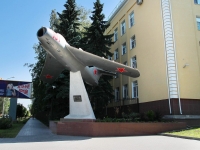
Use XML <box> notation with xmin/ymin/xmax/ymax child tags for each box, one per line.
<box><xmin>105</xmin><ymin>0</ymin><xmax>200</xmax><ymax>116</ymax></box>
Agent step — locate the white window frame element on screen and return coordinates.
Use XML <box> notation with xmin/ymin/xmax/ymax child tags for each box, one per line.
<box><xmin>122</xmin><ymin>43</ymin><xmax>126</xmax><ymax>55</ymax></box>
<box><xmin>123</xmin><ymin>84</ymin><xmax>128</xmax><ymax>99</ymax></box>
<box><xmin>114</xmin><ymin>28</ymin><xmax>118</xmax><ymax>42</ymax></box>
<box><xmin>132</xmin><ymin>81</ymin><xmax>138</xmax><ymax>98</ymax></box>
<box><xmin>194</xmin><ymin>0</ymin><xmax>200</xmax><ymax>4</ymax></box>
<box><xmin>130</xmin><ymin>35</ymin><xmax>136</xmax><ymax>49</ymax></box>
<box><xmin>131</xmin><ymin>56</ymin><xmax>137</xmax><ymax>68</ymax></box>
<box><xmin>115</xmin><ymin>87</ymin><xmax>120</xmax><ymax>101</ymax></box>
<box><xmin>129</xmin><ymin>12</ymin><xmax>134</xmax><ymax>28</ymax></box>
<box><xmin>114</xmin><ymin>49</ymin><xmax>119</xmax><ymax>60</ymax></box>
<box><xmin>197</xmin><ymin>17</ymin><xmax>200</xmax><ymax>30</ymax></box>
<box><xmin>121</xmin><ymin>21</ymin><xmax>126</xmax><ymax>35</ymax></box>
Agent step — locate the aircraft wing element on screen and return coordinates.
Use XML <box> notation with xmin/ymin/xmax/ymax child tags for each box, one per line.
<box><xmin>66</xmin><ymin>45</ymin><xmax>140</xmax><ymax>78</ymax></box>
<box><xmin>40</xmin><ymin>53</ymin><xmax>66</xmax><ymax>83</ymax></box>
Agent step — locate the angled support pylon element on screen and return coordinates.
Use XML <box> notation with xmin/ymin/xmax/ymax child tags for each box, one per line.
<box><xmin>64</xmin><ymin>71</ymin><xmax>96</xmax><ymax>120</ymax></box>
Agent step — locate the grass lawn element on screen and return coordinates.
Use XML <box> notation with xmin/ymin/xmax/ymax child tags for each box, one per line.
<box><xmin>0</xmin><ymin>118</ymin><xmax>29</xmax><ymax>138</ymax></box>
<box><xmin>167</xmin><ymin>127</ymin><xmax>200</xmax><ymax>139</ymax></box>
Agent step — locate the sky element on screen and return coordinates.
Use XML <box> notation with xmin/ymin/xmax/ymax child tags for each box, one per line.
<box><xmin>0</xmin><ymin>0</ymin><xmax>122</xmax><ymax>109</ymax></box>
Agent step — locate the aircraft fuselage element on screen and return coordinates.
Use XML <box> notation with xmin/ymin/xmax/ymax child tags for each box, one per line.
<box><xmin>37</xmin><ymin>27</ymin><xmax>99</xmax><ymax>86</ymax></box>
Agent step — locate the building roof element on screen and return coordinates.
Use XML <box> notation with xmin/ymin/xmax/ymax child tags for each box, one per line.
<box><xmin>107</xmin><ymin>0</ymin><xmax>128</xmax><ymax>23</ymax></box>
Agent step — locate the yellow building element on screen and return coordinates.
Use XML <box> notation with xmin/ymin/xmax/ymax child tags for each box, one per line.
<box><xmin>105</xmin><ymin>0</ymin><xmax>200</xmax><ymax>116</ymax></box>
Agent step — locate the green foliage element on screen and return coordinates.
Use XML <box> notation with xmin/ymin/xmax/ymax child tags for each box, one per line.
<box><xmin>56</xmin><ymin>0</ymin><xmax>81</xmax><ymax>47</ymax></box>
<box><xmin>0</xmin><ymin>98</ymin><xmax>10</xmax><ymax>115</ymax></box>
<box><xmin>122</xmin><ymin>112</ymin><xmax>140</xmax><ymax>121</ymax></box>
<box><xmin>25</xmin><ymin>0</ymin><xmax>112</xmax><ymax>123</ymax></box>
<box><xmin>0</xmin><ymin>118</ymin><xmax>29</xmax><ymax>138</ymax></box>
<box><xmin>167</xmin><ymin>127</ymin><xmax>200</xmax><ymax>138</ymax></box>
<box><xmin>146</xmin><ymin>110</ymin><xmax>155</xmax><ymax>121</ymax></box>
<box><xmin>50</xmin><ymin>9</ymin><xmax>60</xmax><ymax>31</ymax></box>
<box><xmin>96</xmin><ymin>117</ymin><xmax>132</xmax><ymax>122</ymax></box>
<box><xmin>0</xmin><ymin>118</ymin><xmax>12</xmax><ymax>129</ymax></box>
<box><xmin>140</xmin><ymin>110</ymin><xmax>163</xmax><ymax>122</ymax></box>
<box><xmin>77</xmin><ymin>5</ymin><xmax>91</xmax><ymax>33</ymax></box>
<box><xmin>80</xmin><ymin>0</ymin><xmax>114</xmax><ymax>119</ymax></box>
<box><xmin>97</xmin><ymin>110</ymin><xmax>163</xmax><ymax>122</ymax></box>
<box><xmin>16</xmin><ymin>104</ymin><xmax>27</xmax><ymax>118</ymax></box>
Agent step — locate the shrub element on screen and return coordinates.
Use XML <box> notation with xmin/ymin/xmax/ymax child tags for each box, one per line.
<box><xmin>146</xmin><ymin>110</ymin><xmax>155</xmax><ymax>121</ymax></box>
<box><xmin>22</xmin><ymin>118</ymin><xmax>29</xmax><ymax>124</ymax></box>
<box><xmin>154</xmin><ymin>111</ymin><xmax>162</xmax><ymax>121</ymax></box>
<box><xmin>0</xmin><ymin>118</ymin><xmax>13</xmax><ymax>129</ymax></box>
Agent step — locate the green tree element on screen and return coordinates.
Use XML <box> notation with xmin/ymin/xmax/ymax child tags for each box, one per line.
<box><xmin>56</xmin><ymin>0</ymin><xmax>81</xmax><ymax>47</ymax></box>
<box><xmin>0</xmin><ymin>98</ymin><xmax>10</xmax><ymax>116</ymax></box>
<box><xmin>44</xmin><ymin>0</ymin><xmax>85</xmax><ymax>120</ymax></box>
<box><xmin>77</xmin><ymin>5</ymin><xmax>91</xmax><ymax>33</ymax></box>
<box><xmin>81</xmin><ymin>0</ymin><xmax>114</xmax><ymax>118</ymax></box>
<box><xmin>16</xmin><ymin>104</ymin><xmax>27</xmax><ymax>118</ymax></box>
<box><xmin>24</xmin><ymin>43</ymin><xmax>48</xmax><ymax>117</ymax></box>
<box><xmin>50</xmin><ymin>9</ymin><xmax>60</xmax><ymax>31</ymax></box>
<box><xmin>25</xmin><ymin>3</ymin><xmax>92</xmax><ymax>121</ymax></box>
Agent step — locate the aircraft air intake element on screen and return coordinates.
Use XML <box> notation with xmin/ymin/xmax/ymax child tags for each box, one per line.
<box><xmin>37</xmin><ymin>27</ymin><xmax>47</xmax><ymax>37</ymax></box>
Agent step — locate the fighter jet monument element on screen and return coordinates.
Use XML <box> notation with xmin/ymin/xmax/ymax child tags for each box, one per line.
<box><xmin>37</xmin><ymin>27</ymin><xmax>140</xmax><ymax>120</ymax></box>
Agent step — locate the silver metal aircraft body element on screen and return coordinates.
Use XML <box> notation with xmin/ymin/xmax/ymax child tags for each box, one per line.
<box><xmin>37</xmin><ymin>27</ymin><xmax>140</xmax><ymax>85</ymax></box>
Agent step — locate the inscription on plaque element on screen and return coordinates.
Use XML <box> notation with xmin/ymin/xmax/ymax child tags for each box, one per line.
<box><xmin>73</xmin><ymin>95</ymin><xmax>82</xmax><ymax>102</ymax></box>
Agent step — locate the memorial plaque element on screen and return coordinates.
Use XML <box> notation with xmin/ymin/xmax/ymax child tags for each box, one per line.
<box><xmin>73</xmin><ymin>95</ymin><xmax>82</xmax><ymax>102</ymax></box>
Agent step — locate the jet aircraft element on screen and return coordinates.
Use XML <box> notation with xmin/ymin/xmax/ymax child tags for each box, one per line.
<box><xmin>37</xmin><ymin>27</ymin><xmax>140</xmax><ymax>85</ymax></box>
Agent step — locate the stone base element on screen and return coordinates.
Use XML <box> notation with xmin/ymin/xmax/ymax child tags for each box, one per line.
<box><xmin>163</xmin><ymin>115</ymin><xmax>200</xmax><ymax>127</ymax></box>
<box><xmin>60</xmin><ymin>118</ymin><xmax>95</xmax><ymax>122</ymax></box>
<box><xmin>49</xmin><ymin>120</ymin><xmax>186</xmax><ymax>137</ymax></box>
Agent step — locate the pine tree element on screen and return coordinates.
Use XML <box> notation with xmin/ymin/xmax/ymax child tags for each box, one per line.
<box><xmin>47</xmin><ymin>0</ymin><xmax>82</xmax><ymax>119</ymax></box>
<box><xmin>49</xmin><ymin>9</ymin><xmax>60</xmax><ymax>31</ymax></box>
<box><xmin>82</xmin><ymin>0</ymin><xmax>114</xmax><ymax>118</ymax></box>
<box><xmin>56</xmin><ymin>0</ymin><xmax>81</xmax><ymax>47</ymax></box>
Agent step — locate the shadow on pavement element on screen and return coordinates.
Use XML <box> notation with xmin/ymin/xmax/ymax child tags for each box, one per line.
<box><xmin>0</xmin><ymin>135</ymin><xmax>91</xmax><ymax>143</ymax></box>
<box><xmin>0</xmin><ymin>118</ymin><xmax>92</xmax><ymax>143</ymax></box>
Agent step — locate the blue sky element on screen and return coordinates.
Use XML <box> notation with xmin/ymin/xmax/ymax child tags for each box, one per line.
<box><xmin>0</xmin><ymin>0</ymin><xmax>121</xmax><ymax>109</ymax></box>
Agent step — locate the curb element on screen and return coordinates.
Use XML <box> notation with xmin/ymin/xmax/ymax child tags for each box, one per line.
<box><xmin>159</xmin><ymin>133</ymin><xmax>200</xmax><ymax>141</ymax></box>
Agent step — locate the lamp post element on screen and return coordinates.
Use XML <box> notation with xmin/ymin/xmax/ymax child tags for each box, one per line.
<box><xmin>7</xmin><ymin>77</ymin><xmax>15</xmax><ymax>80</ymax></box>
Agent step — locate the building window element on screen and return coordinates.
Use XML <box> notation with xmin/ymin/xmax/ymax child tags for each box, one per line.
<box><xmin>114</xmin><ymin>49</ymin><xmax>119</xmax><ymax>60</ymax></box>
<box><xmin>115</xmin><ymin>87</ymin><xmax>120</xmax><ymax>101</ymax></box>
<box><xmin>197</xmin><ymin>17</ymin><xmax>200</xmax><ymax>30</ymax></box>
<box><xmin>131</xmin><ymin>56</ymin><xmax>137</xmax><ymax>68</ymax></box>
<box><xmin>132</xmin><ymin>81</ymin><xmax>138</xmax><ymax>98</ymax></box>
<box><xmin>194</xmin><ymin>0</ymin><xmax>200</xmax><ymax>4</ymax></box>
<box><xmin>123</xmin><ymin>84</ymin><xmax>128</xmax><ymax>99</ymax></box>
<box><xmin>114</xmin><ymin>28</ymin><xmax>118</xmax><ymax>42</ymax></box>
<box><xmin>121</xmin><ymin>21</ymin><xmax>126</xmax><ymax>35</ymax></box>
<box><xmin>123</xmin><ymin>61</ymin><xmax>127</xmax><ymax>66</ymax></box>
<box><xmin>108</xmin><ymin>55</ymin><xmax>112</xmax><ymax>60</ymax></box>
<box><xmin>130</xmin><ymin>35</ymin><xmax>136</xmax><ymax>49</ymax></box>
<box><xmin>122</xmin><ymin>43</ymin><xmax>126</xmax><ymax>55</ymax></box>
<box><xmin>129</xmin><ymin>12</ymin><xmax>134</xmax><ymax>27</ymax></box>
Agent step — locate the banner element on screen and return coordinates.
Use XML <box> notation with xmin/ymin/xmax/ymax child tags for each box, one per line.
<box><xmin>0</xmin><ymin>80</ymin><xmax>32</xmax><ymax>99</ymax></box>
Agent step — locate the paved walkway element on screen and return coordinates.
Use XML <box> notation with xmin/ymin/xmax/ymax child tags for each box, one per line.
<box><xmin>0</xmin><ymin>118</ymin><xmax>200</xmax><ymax>150</ymax></box>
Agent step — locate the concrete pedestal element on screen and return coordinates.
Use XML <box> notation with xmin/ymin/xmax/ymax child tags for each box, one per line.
<box><xmin>64</xmin><ymin>71</ymin><xmax>95</xmax><ymax>120</ymax></box>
